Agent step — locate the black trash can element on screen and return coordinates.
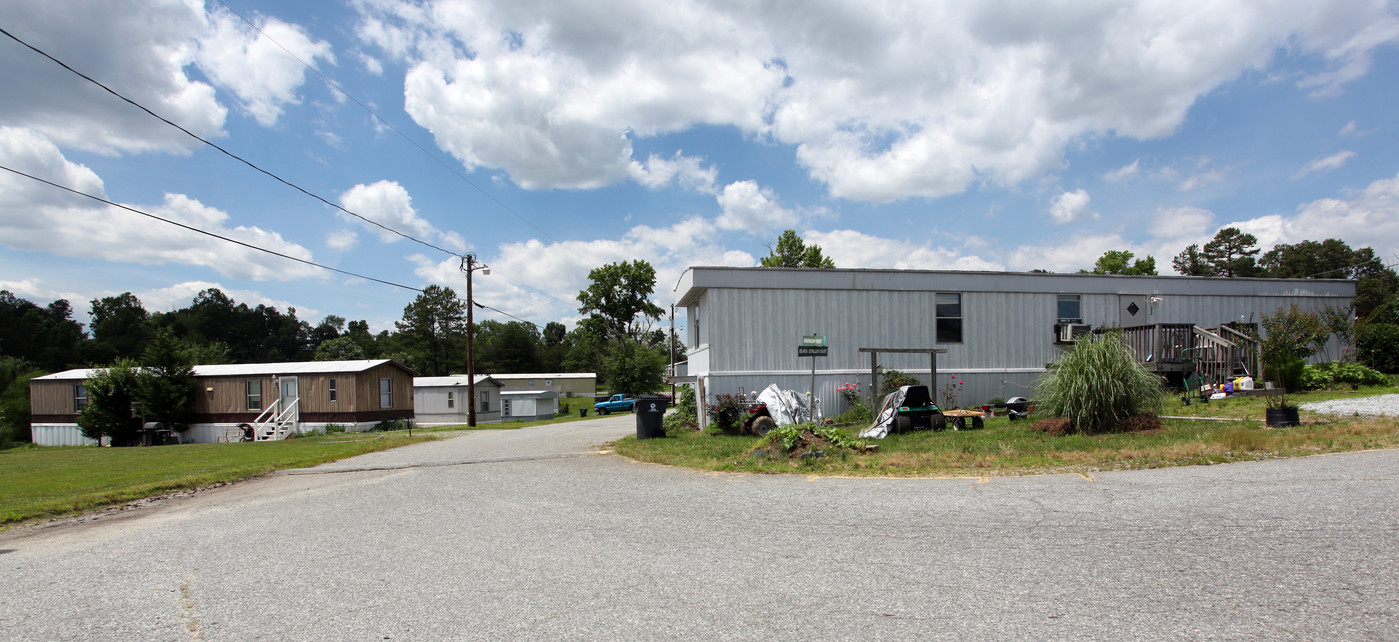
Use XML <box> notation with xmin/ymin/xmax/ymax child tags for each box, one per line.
<box><xmin>579</xmin><ymin>408</ymin><xmax>588</xmax><ymax>418</ymax></box>
<box><xmin>635</xmin><ymin>395</ymin><xmax>667</xmax><ymax>439</ymax></box>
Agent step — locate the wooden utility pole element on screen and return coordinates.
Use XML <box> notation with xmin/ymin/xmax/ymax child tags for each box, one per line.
<box><xmin>461</xmin><ymin>254</ymin><xmax>489</xmax><ymax>427</ymax></box>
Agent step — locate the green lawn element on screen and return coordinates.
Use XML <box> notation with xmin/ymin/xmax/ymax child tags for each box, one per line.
<box><xmin>0</xmin><ymin>415</ymin><xmax>588</xmax><ymax>527</ymax></box>
<box><xmin>614</xmin><ymin>386</ymin><xmax>1399</xmax><ymax>477</ymax></box>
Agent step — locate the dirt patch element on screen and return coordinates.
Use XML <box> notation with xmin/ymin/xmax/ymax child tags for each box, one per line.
<box><xmin>1031</xmin><ymin>414</ymin><xmax>1163</xmax><ymax>436</ymax></box>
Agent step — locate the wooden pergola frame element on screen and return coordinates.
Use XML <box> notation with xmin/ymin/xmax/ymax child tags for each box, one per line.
<box><xmin>858</xmin><ymin>347</ymin><xmax>947</xmax><ymax>410</ymax></box>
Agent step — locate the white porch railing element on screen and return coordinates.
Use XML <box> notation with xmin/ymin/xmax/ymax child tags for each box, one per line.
<box><xmin>251</xmin><ymin>397</ymin><xmax>300</xmax><ymax>441</ymax></box>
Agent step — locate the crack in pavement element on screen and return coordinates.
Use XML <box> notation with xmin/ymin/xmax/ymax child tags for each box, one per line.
<box><xmin>277</xmin><ymin>450</ymin><xmax>610</xmax><ymax>475</ymax></box>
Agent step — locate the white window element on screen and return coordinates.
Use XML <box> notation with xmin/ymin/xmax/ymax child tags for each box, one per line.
<box><xmin>246</xmin><ymin>380</ymin><xmax>262</xmax><ymax>410</ymax></box>
<box><xmin>447</xmin><ymin>391</ymin><xmax>455</xmax><ymax>409</ymax></box>
<box><xmin>379</xmin><ymin>378</ymin><xmax>392</xmax><ymax>408</ymax></box>
<box><xmin>74</xmin><ymin>384</ymin><xmax>88</xmax><ymax>411</ymax></box>
<box><xmin>480</xmin><ymin>391</ymin><xmax>490</xmax><ymax>412</ymax></box>
<box><xmin>502</xmin><ymin>399</ymin><xmax>512</xmax><ymax>417</ymax></box>
<box><xmin>328</xmin><ymin>378</ymin><xmax>337</xmax><ymax>403</ymax></box>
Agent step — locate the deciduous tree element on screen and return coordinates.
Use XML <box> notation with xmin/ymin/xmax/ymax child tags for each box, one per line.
<box><xmin>760</xmin><ymin>229</ymin><xmax>836</xmax><ymax>268</ymax></box>
<box><xmin>577</xmin><ymin>261</ymin><xmax>665</xmax><ymax>342</ymax></box>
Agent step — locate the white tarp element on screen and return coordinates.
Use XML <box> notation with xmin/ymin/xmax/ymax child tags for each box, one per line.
<box><xmin>860</xmin><ymin>387</ymin><xmax>911</xmax><ymax>439</ymax></box>
<box><xmin>755</xmin><ymin>383</ymin><xmax>822</xmax><ymax>427</ymax></box>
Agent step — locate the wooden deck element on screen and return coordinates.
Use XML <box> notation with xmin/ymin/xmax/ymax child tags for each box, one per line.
<box><xmin>1117</xmin><ymin>323</ymin><xmax>1261</xmax><ymax>385</ymax></box>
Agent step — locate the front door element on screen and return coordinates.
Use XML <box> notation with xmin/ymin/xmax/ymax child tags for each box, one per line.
<box><xmin>279</xmin><ymin>376</ymin><xmax>300</xmax><ymax>423</ymax></box>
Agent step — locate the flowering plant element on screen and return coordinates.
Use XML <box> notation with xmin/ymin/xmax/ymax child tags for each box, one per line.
<box><xmin>940</xmin><ymin>376</ymin><xmax>964</xmax><ymax>409</ymax></box>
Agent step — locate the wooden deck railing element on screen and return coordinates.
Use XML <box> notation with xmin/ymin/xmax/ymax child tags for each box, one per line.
<box><xmin>1115</xmin><ymin>323</ymin><xmax>1255</xmax><ymax>385</ymax></box>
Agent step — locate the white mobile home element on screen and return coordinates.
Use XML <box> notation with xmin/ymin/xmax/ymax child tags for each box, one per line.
<box><xmin>674</xmin><ymin>267</ymin><xmax>1355</xmax><ymax>429</ymax></box>
<box><xmin>414</xmin><ymin>375</ymin><xmax>504</xmax><ymax>425</ymax></box>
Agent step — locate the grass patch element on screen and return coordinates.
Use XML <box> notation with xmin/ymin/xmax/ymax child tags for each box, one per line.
<box><xmin>0</xmin><ymin>414</ymin><xmax>593</xmax><ymax>527</ymax></box>
<box><xmin>614</xmin><ymin>387</ymin><xmax>1399</xmax><ymax>477</ymax></box>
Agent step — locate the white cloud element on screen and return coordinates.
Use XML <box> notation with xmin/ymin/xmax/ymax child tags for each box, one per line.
<box><xmin>326</xmin><ymin>229</ymin><xmax>358</xmax><ymax>250</ymax></box>
<box><xmin>629</xmin><ymin>153</ymin><xmax>718</xmax><ymax>193</ymax></box>
<box><xmin>0</xmin><ymin>127</ymin><xmax>322</xmax><ymax>281</ymax></box>
<box><xmin>196</xmin><ymin>7</ymin><xmax>335</xmax><ymax>127</ymax></box>
<box><xmin>357</xmin><ymin>51</ymin><xmax>384</xmax><ymax>75</ymax></box>
<box><xmin>715</xmin><ymin>180</ymin><xmax>799</xmax><ymax>233</ymax></box>
<box><xmin>0</xmin><ymin>0</ymin><xmax>226</xmax><ymax>155</ymax></box>
<box><xmin>405</xmin><ymin>215</ymin><xmax>752</xmax><ymax>324</ymax></box>
<box><xmin>338</xmin><ymin>180</ymin><xmax>466</xmax><ymax>252</ymax></box>
<box><xmin>1291</xmin><ymin>150</ymin><xmax>1356</xmax><ymax>179</ymax></box>
<box><xmin>1006</xmin><ymin>234</ymin><xmax>1140</xmax><ymax>273</ymax></box>
<box><xmin>804</xmin><ymin>230</ymin><xmax>1003</xmax><ymax>271</ymax></box>
<box><xmin>1338</xmin><ymin>120</ymin><xmax>1360</xmax><ymax>137</ymax></box>
<box><xmin>1148</xmin><ymin>206</ymin><xmax>1215</xmax><ymax>242</ymax></box>
<box><xmin>356</xmin><ymin>0</ymin><xmax>1399</xmax><ymax>201</ymax></box>
<box><xmin>1049</xmin><ymin>189</ymin><xmax>1097</xmax><ymax>224</ymax></box>
<box><xmin>1103</xmin><ymin>160</ymin><xmax>1141</xmax><ymax>183</ymax></box>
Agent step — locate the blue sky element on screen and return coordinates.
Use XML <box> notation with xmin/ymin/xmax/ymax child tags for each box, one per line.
<box><xmin>2</xmin><ymin>0</ymin><xmax>1398</xmax><ymax>336</ymax></box>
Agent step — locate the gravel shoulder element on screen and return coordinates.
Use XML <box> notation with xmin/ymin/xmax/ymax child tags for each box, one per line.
<box><xmin>1300</xmin><ymin>393</ymin><xmax>1399</xmax><ymax>416</ymax></box>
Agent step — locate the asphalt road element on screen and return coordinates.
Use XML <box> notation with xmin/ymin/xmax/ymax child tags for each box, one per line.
<box><xmin>2</xmin><ymin>414</ymin><xmax>1397</xmax><ymax>641</ymax></box>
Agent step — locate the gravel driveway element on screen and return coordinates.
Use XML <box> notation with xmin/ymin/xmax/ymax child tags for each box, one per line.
<box><xmin>1301</xmin><ymin>393</ymin><xmax>1399</xmax><ymax>416</ymax></box>
<box><xmin>1</xmin><ymin>414</ymin><xmax>1396</xmax><ymax>640</ymax></box>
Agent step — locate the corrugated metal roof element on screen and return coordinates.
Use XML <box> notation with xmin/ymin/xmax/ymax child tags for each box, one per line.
<box><xmin>501</xmin><ymin>389</ymin><xmax>559</xmax><ymax>397</ymax></box>
<box><xmin>415</xmin><ymin>375</ymin><xmax>500</xmax><ymax>387</ymax></box>
<box><xmin>34</xmin><ymin>359</ymin><xmax>413</xmax><ymax>381</ymax></box>
<box><xmin>675</xmin><ymin>266</ymin><xmax>1356</xmax><ymax>305</ymax></box>
<box><xmin>485</xmin><ymin>373</ymin><xmax>596</xmax><ymax>380</ymax></box>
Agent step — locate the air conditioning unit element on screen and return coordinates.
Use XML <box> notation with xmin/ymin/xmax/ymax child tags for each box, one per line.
<box><xmin>1057</xmin><ymin>323</ymin><xmax>1091</xmax><ymax>343</ymax></box>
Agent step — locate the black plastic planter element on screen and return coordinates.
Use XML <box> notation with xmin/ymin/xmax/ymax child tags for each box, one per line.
<box><xmin>1265</xmin><ymin>407</ymin><xmax>1300</xmax><ymax>427</ymax></box>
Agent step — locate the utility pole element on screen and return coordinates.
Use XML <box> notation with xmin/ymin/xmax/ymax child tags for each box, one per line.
<box><xmin>460</xmin><ymin>254</ymin><xmax>489</xmax><ymax>427</ymax></box>
<box><xmin>669</xmin><ymin>304</ymin><xmax>676</xmax><ymax>400</ymax></box>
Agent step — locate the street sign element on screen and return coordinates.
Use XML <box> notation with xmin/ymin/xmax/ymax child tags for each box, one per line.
<box><xmin>798</xmin><ymin>335</ymin><xmax>828</xmax><ymax>357</ymax></box>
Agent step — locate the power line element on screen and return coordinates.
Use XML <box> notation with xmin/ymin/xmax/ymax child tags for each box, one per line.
<box><xmin>0</xmin><ymin>163</ymin><xmax>423</xmax><ymax>293</ymax></box>
<box><xmin>5</xmin><ymin>162</ymin><xmax>554</xmax><ymax>325</ymax></box>
<box><xmin>2</xmin><ymin>22</ymin><xmax>590</xmax><ymax>312</ymax></box>
<box><xmin>209</xmin><ymin>0</ymin><xmax>601</xmax><ymax>270</ymax></box>
<box><xmin>0</xmin><ymin>25</ymin><xmax>459</xmax><ymax>257</ymax></box>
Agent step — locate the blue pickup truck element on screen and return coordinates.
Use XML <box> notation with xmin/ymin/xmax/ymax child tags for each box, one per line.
<box><xmin>593</xmin><ymin>394</ymin><xmax>635</xmax><ymax>415</ymax></box>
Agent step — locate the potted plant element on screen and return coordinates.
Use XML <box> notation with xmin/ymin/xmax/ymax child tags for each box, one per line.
<box><xmin>1258</xmin><ymin>305</ymin><xmax>1326</xmax><ymax>428</ymax></box>
<box><xmin>1263</xmin><ymin>355</ymin><xmax>1304</xmax><ymax>427</ymax></box>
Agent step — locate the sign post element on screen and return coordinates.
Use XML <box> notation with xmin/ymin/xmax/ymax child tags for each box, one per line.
<box><xmin>799</xmin><ymin>335</ymin><xmax>828</xmax><ymax>399</ymax></box>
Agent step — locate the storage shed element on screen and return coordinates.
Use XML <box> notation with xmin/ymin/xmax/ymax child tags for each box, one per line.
<box><xmin>414</xmin><ymin>375</ymin><xmax>504</xmax><ymax>425</ymax></box>
<box><xmin>30</xmin><ymin>359</ymin><xmax>417</xmax><ymax>445</ymax></box>
<box><xmin>500</xmin><ymin>389</ymin><xmax>559</xmax><ymax>421</ymax></box>
<box><xmin>673</xmin><ymin>266</ymin><xmax>1356</xmax><ymax>429</ymax></box>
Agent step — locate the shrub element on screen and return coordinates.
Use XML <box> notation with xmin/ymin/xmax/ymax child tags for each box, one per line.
<box><xmin>662</xmin><ymin>385</ymin><xmax>699</xmax><ymax>432</ymax></box>
<box><xmin>879</xmin><ymin>369</ymin><xmax>921</xmax><ymax>395</ymax></box>
<box><xmin>755</xmin><ymin>422</ymin><xmax>864</xmax><ymax>457</ymax></box>
<box><xmin>324</xmin><ymin>424</ymin><xmax>348</xmax><ymax>434</ymax></box>
<box><xmin>1356</xmin><ymin>323</ymin><xmax>1399</xmax><ymax>373</ymax></box>
<box><xmin>1300</xmin><ymin>362</ymin><xmax>1389</xmax><ymax>389</ymax></box>
<box><xmin>1033</xmin><ymin>332</ymin><xmax>1163</xmax><ymax>435</ymax></box>
<box><xmin>705</xmin><ymin>394</ymin><xmax>745</xmax><ymax>433</ymax></box>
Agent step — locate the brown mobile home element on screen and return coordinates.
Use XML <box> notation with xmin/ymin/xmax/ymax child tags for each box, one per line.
<box><xmin>30</xmin><ymin>360</ymin><xmax>417</xmax><ymax>445</ymax></box>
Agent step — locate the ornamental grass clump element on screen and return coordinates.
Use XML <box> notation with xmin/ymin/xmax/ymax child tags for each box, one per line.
<box><xmin>1034</xmin><ymin>331</ymin><xmax>1163</xmax><ymax>435</ymax></box>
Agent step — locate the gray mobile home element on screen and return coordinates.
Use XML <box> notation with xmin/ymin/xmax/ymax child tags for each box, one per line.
<box><xmin>673</xmin><ymin>267</ymin><xmax>1355</xmax><ymax>429</ymax></box>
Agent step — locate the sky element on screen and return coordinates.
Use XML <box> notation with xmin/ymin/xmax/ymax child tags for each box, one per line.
<box><xmin>2</xmin><ymin>0</ymin><xmax>1398</xmax><ymax>337</ymax></box>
